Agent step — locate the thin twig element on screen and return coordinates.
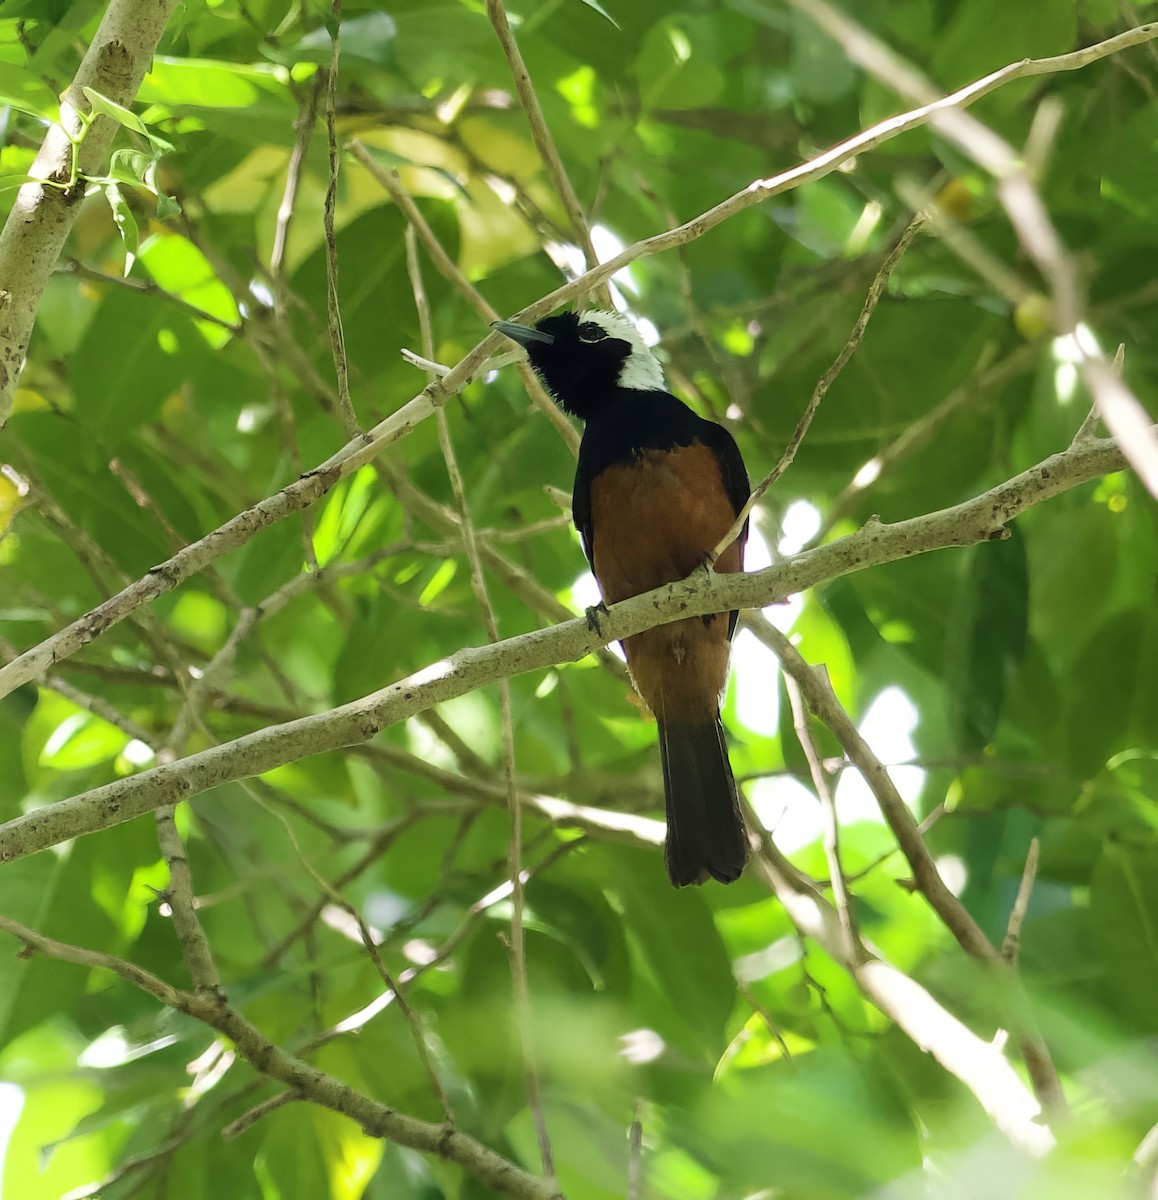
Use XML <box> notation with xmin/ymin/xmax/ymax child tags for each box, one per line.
<box><xmin>745</xmin><ymin>613</ymin><xmax>1066</xmax><ymax>1117</ymax></box>
<box><xmin>22</xmin><ymin>472</ymin><xmax>192</xmax><ymax>698</ymax></box>
<box><xmin>0</xmin><ymin>634</ymin><xmax>156</xmax><ymax>745</ymax></box>
<box><xmin>742</xmin><ymin>831</ymin><xmax>1054</xmax><ymax>1156</ymax></box>
<box><xmin>153</xmin><ymin>805</ymin><xmax>223</xmax><ymax>996</ymax></box>
<box><xmin>0</xmin><ymin>915</ymin><xmax>562</xmax><ymax>1200</ymax></box>
<box><xmin>737</xmin><ymin>981</ymin><xmax>794</xmax><ymax>1063</ymax></box>
<box><xmin>1133</xmin><ymin>1120</ymin><xmax>1158</xmax><ymax>1193</ymax></box>
<box><xmin>150</xmin><ymin>605</ymin><xmax>263</xmax><ymax>997</ymax></box>
<box><xmin>322</xmin><ymin>3</ymin><xmax>360</xmax><ymax>438</ymax></box>
<box><xmin>4</xmin><ymin>27</ymin><xmax>1152</xmax><ymax>697</ymax></box>
<box><xmin>222</xmin><ymin>1090</ymin><xmax>303</xmax><ymax>1141</ymax></box>
<box><xmin>56</xmin><ymin>259</ymin><xmax>242</xmax><ymax>333</ymax></box>
<box><xmin>627</xmin><ymin>1098</ymin><xmax>644</xmax><ymax>1200</ymax></box>
<box><xmin>260</xmin><ymin>815</ymin><xmax>421</xmax><ymax>967</ymax></box>
<box><xmin>0</xmin><ymin>429</ymin><xmax>1134</xmax><ymax>864</ymax></box>
<box><xmin>896</xmin><ymin>177</ymin><xmax>1031</xmax><ymax>307</ymax></box>
<box><xmin>709</xmin><ymin>217</ymin><xmax>922</xmax><ymax>562</ymax></box>
<box><xmin>783</xmin><ymin>672</ymin><xmax>858</xmax><ymax>962</ymax></box>
<box><xmin>1072</xmin><ymin>342</ymin><xmax>1124</xmax><ymax>446</ymax></box>
<box><xmin>1001</xmin><ymin>838</ymin><xmax>1039</xmax><ymax>967</ymax></box>
<box><xmin>271</xmin><ymin>75</ymin><xmax>322</xmax><ymax>291</ymax></box>
<box><xmin>261</xmin><ymin>788</ymin><xmax>454</xmax><ymax>1121</ymax></box>
<box><xmin>351</xmin><ymin>149</ymin><xmax>580</xmax><ymax>455</ymax></box>
<box><xmin>807</xmin><ymin>340</ymin><xmax>1039</xmax><ymax>547</ymax></box>
<box><xmin>483</xmin><ymin>0</ymin><xmax>610</xmax><ymax>309</ymax></box>
<box><xmin>783</xmin><ymin>0</ymin><xmax>1158</xmax><ymax>498</ymax></box>
<box><xmin>406</xmin><ymin>225</ymin><xmax>555</xmax><ymax>1177</ymax></box>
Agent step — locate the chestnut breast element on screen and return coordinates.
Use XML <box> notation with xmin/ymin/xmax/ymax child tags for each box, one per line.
<box><xmin>589</xmin><ymin>440</ymin><xmax>743</xmax><ymax>603</ymax></box>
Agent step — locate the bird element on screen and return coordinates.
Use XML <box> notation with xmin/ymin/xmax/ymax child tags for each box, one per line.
<box><xmin>494</xmin><ymin>309</ymin><xmax>751</xmax><ymax>886</ymax></box>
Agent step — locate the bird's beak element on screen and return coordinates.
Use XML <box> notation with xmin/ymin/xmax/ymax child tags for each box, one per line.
<box><xmin>491</xmin><ymin>319</ymin><xmax>555</xmax><ymax>347</ymax></box>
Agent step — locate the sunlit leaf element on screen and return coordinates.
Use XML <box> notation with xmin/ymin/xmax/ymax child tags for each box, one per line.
<box><xmin>102</xmin><ymin>182</ymin><xmax>139</xmax><ymax>275</ymax></box>
<box><xmin>576</xmin><ymin>0</ymin><xmax>621</xmax><ymax>30</ymax></box>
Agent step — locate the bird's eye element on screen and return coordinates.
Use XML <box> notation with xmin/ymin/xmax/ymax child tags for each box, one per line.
<box><xmin>577</xmin><ymin>322</ymin><xmax>607</xmax><ymax>342</ymax></box>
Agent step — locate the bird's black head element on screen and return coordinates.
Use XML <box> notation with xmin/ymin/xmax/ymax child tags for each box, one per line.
<box><xmin>493</xmin><ymin>310</ymin><xmax>666</xmax><ymax>421</ymax></box>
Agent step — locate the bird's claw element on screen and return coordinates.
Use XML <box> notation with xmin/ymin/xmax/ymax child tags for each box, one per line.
<box><xmin>585</xmin><ymin>601</ymin><xmax>610</xmax><ymax>635</ymax></box>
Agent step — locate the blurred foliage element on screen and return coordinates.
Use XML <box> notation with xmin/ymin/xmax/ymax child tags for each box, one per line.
<box><xmin>1</xmin><ymin>0</ymin><xmax>1157</xmax><ymax>1197</ymax></box>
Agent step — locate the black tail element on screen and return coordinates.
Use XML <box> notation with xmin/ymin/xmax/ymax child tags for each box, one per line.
<box><xmin>658</xmin><ymin>716</ymin><xmax>749</xmax><ymax>887</ymax></box>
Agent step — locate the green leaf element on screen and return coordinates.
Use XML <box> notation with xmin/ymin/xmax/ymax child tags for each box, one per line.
<box><xmin>154</xmin><ymin>191</ymin><xmax>181</xmax><ymax>219</ymax></box>
<box><xmin>67</xmin><ymin>288</ymin><xmax>190</xmax><ymax>440</ymax></box>
<box><xmin>0</xmin><ymin>65</ymin><xmax>59</xmax><ymax>120</ymax></box>
<box><xmin>103</xmin><ymin>182</ymin><xmax>139</xmax><ymax>276</ymax></box>
<box><xmin>352</xmin><ymin>142</ymin><xmax>472</xmax><ymax>200</ymax></box>
<box><xmin>576</xmin><ymin>0</ymin><xmax>621</xmax><ymax>29</ymax></box>
<box><xmin>1090</xmin><ymin>845</ymin><xmax>1158</xmax><ymax>1033</ymax></box>
<box><xmin>106</xmin><ymin>147</ymin><xmax>156</xmax><ymax>190</ymax></box>
<box><xmin>0</xmin><ymin>855</ymin><xmax>62</xmax><ymax>1043</ymax></box>
<box><xmin>137</xmin><ymin>56</ymin><xmax>287</xmax><ymax>110</ymax></box>
<box><xmin>82</xmin><ymin>86</ymin><xmax>173</xmax><ymax>154</ymax></box>
<box><xmin>81</xmin><ymin>86</ymin><xmax>150</xmax><ymax>136</ymax></box>
<box><xmin>946</xmin><ymin>534</ymin><xmax>1028</xmax><ymax>751</ymax></box>
<box><xmin>604</xmin><ymin>845</ymin><xmax>736</xmax><ymax>1060</ymax></box>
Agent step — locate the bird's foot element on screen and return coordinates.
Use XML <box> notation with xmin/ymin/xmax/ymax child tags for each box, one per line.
<box><xmin>585</xmin><ymin>601</ymin><xmax>610</xmax><ymax>635</ymax></box>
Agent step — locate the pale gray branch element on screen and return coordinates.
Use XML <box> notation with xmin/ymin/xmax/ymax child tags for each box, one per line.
<box><xmin>0</xmin><ymin>0</ymin><xmax>182</xmax><ymax>423</ymax></box>
<box><xmin>2</xmin><ymin>25</ymin><xmax>1149</xmax><ymax>691</ymax></box>
<box><xmin>0</xmin><ymin>915</ymin><xmax>562</xmax><ymax>1200</ymax></box>
<box><xmin>747</xmin><ymin>838</ymin><xmax>1054</xmax><ymax>1156</ymax></box>
<box><xmin>783</xmin><ymin>0</ymin><xmax>1158</xmax><ymax>497</ymax></box>
<box><xmin>745</xmin><ymin>613</ymin><xmax>1064</xmax><ymax>1113</ymax></box>
<box><xmin>0</xmin><ymin>431</ymin><xmax>1128</xmax><ymax>863</ymax></box>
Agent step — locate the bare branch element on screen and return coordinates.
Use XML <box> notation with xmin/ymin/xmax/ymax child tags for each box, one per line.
<box><xmin>484</xmin><ymin>0</ymin><xmax>609</xmax><ymax>308</ymax></box>
<box><xmin>507</xmin><ymin>22</ymin><xmax>1158</xmax><ymax>329</ymax></box>
<box><xmin>0</xmin><ymin>915</ymin><xmax>563</xmax><ymax>1200</ymax></box>
<box><xmin>748</xmin><ymin>615</ymin><xmax>995</xmax><ymax>959</ymax></box>
<box><xmin>222</xmin><ymin>1091</ymin><xmax>303</xmax><ymax>1142</ymax></box>
<box><xmin>0</xmin><ymin>340</ymin><xmax>497</xmax><ymax>699</ymax></box>
<box><xmin>322</xmin><ymin>5</ymin><xmax>361</xmax><ymax>438</ymax></box>
<box><xmin>627</xmin><ymin>1098</ymin><xmax>644</xmax><ymax>1200</ymax></box>
<box><xmin>809</xmin><ymin>341</ymin><xmax>1039</xmax><ymax>546</ymax></box>
<box><xmin>1002</xmin><ymin>838</ymin><xmax>1040</xmax><ymax>967</ymax></box>
<box><xmin>353</xmin><ymin>147</ymin><xmax>579</xmax><ymax>454</ymax></box>
<box><xmin>782</xmin><ymin>0</ymin><xmax>1158</xmax><ymax>497</ymax></box>
<box><xmin>3</xmin><ymin>26</ymin><xmax>1150</xmax><ymax>692</ymax></box>
<box><xmin>0</xmin><ymin>0</ymin><xmax>182</xmax><ymax>423</ymax></box>
<box><xmin>783</xmin><ymin>672</ymin><xmax>859</xmax><ymax>961</ymax></box>
<box><xmin>0</xmin><ymin>430</ymin><xmax>1131</xmax><ymax>864</ymax></box>
<box><xmin>1133</xmin><ymin>1120</ymin><xmax>1158</xmax><ymax>1194</ymax></box>
<box><xmin>746</xmin><ymin>838</ymin><xmax>1054</xmax><ymax>1156</ymax></box>
<box><xmin>710</xmin><ymin>217</ymin><xmax>922</xmax><ymax>563</ymax></box>
<box><xmin>154</xmin><ymin>805</ymin><xmax>223</xmax><ymax>996</ymax></box>
<box><xmin>407</xmin><ymin>226</ymin><xmax>556</xmax><ymax>1178</ymax></box>
<box><xmin>746</xmin><ymin>614</ymin><xmax>1065</xmax><ymax>1115</ymax></box>
<box><xmin>271</xmin><ymin>77</ymin><xmax>323</xmax><ymax>292</ymax></box>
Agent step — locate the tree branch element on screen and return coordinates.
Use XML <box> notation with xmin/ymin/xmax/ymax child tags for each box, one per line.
<box><xmin>745</xmin><ymin>831</ymin><xmax>1054</xmax><ymax>1155</ymax></box>
<box><xmin>504</xmin><ymin>782</ymin><xmax>1058</xmax><ymax>1154</ymax></box>
<box><xmin>2</xmin><ymin>24</ymin><xmax>1150</xmax><ymax>692</ymax></box>
<box><xmin>484</xmin><ymin>0</ymin><xmax>609</xmax><ymax>308</ymax></box>
<box><xmin>783</xmin><ymin>0</ymin><xmax>1158</xmax><ymax>497</ymax></box>
<box><xmin>0</xmin><ymin>431</ymin><xmax>1130</xmax><ymax>862</ymax></box>
<box><xmin>0</xmin><ymin>0</ymin><xmax>182</xmax><ymax>424</ymax></box>
<box><xmin>745</xmin><ymin>613</ymin><xmax>1065</xmax><ymax>1113</ymax></box>
<box><xmin>710</xmin><ymin>215</ymin><xmax>922</xmax><ymax>563</ymax></box>
<box><xmin>0</xmin><ymin>915</ymin><xmax>562</xmax><ymax>1200</ymax></box>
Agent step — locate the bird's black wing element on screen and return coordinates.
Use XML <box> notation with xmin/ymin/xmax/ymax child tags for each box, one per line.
<box><xmin>697</xmin><ymin>417</ymin><xmax>750</xmax><ymax>524</ymax></box>
<box><xmin>696</xmin><ymin>417</ymin><xmax>750</xmax><ymax>639</ymax></box>
<box><xmin>571</xmin><ymin>445</ymin><xmax>596</xmax><ymax>571</ymax></box>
